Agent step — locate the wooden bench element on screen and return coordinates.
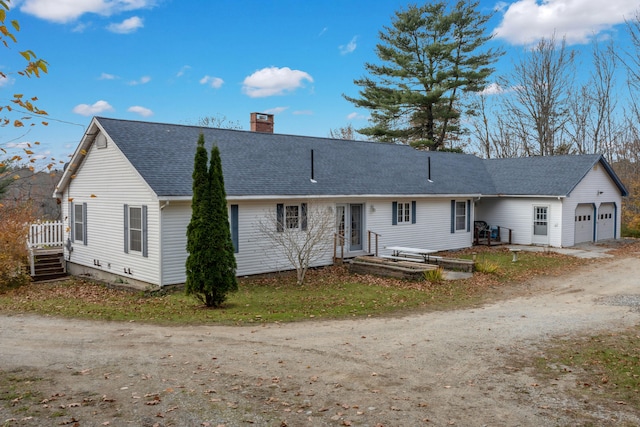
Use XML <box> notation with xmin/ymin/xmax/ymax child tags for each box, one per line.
<box><xmin>381</xmin><ymin>254</ymin><xmax>443</xmax><ymax>263</ymax></box>
<box><xmin>381</xmin><ymin>255</ymin><xmax>425</xmax><ymax>263</ymax></box>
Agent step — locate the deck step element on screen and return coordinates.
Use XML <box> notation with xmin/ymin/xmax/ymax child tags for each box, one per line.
<box><xmin>31</xmin><ymin>249</ymin><xmax>67</xmax><ymax>282</ymax></box>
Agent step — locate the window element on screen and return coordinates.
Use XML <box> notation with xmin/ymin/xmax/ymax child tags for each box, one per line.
<box><xmin>70</xmin><ymin>202</ymin><xmax>87</xmax><ymax>245</ymax></box>
<box><xmin>124</xmin><ymin>204</ymin><xmax>147</xmax><ymax>257</ymax></box>
<box><xmin>286</xmin><ymin>205</ymin><xmax>299</xmax><ymax>229</ymax></box>
<box><xmin>277</xmin><ymin>203</ymin><xmax>307</xmax><ymax>232</ymax></box>
<box><xmin>455</xmin><ymin>201</ymin><xmax>466</xmax><ymax>231</ymax></box>
<box><xmin>392</xmin><ymin>201</ymin><xmax>416</xmax><ymax>225</ymax></box>
<box><xmin>450</xmin><ymin>200</ymin><xmax>470</xmax><ymax>233</ymax></box>
<box><xmin>74</xmin><ymin>204</ymin><xmax>84</xmax><ymax>241</ymax></box>
<box><xmin>397</xmin><ymin>202</ymin><xmax>411</xmax><ymax>223</ymax></box>
<box><xmin>129</xmin><ymin>207</ymin><xmax>143</xmax><ymax>252</ymax></box>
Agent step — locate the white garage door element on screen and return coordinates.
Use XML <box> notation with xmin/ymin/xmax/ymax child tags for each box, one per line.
<box><xmin>597</xmin><ymin>203</ymin><xmax>615</xmax><ymax>241</ymax></box>
<box><xmin>574</xmin><ymin>204</ymin><xmax>594</xmax><ymax>244</ymax></box>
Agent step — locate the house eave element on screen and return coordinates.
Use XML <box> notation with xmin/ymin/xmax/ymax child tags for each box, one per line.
<box><xmin>157</xmin><ymin>193</ymin><xmax>484</xmax><ymax>202</ymax></box>
<box><xmin>482</xmin><ymin>194</ymin><xmax>567</xmax><ymax>198</ymax></box>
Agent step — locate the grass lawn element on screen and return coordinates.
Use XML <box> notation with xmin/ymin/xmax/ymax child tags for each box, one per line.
<box><xmin>0</xmin><ymin>247</ymin><xmax>585</xmax><ymax>325</ymax></box>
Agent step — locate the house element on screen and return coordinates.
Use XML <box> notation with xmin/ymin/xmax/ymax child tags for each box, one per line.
<box><xmin>53</xmin><ymin>114</ymin><xmax>627</xmax><ymax>289</ymax></box>
<box><xmin>477</xmin><ymin>156</ymin><xmax>628</xmax><ymax>247</ymax></box>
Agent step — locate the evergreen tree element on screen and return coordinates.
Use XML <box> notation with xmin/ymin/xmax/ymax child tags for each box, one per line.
<box><xmin>185</xmin><ymin>135</ymin><xmax>237</xmax><ymax>307</ymax></box>
<box><xmin>202</xmin><ymin>145</ymin><xmax>237</xmax><ymax>306</ymax></box>
<box><xmin>344</xmin><ymin>0</ymin><xmax>501</xmax><ymax>150</ymax></box>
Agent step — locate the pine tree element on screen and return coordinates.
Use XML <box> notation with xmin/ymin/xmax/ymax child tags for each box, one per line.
<box><xmin>344</xmin><ymin>0</ymin><xmax>501</xmax><ymax>150</ymax></box>
<box><xmin>185</xmin><ymin>135</ymin><xmax>237</xmax><ymax>307</ymax></box>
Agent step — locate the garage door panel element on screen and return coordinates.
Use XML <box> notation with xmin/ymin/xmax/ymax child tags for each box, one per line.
<box><xmin>574</xmin><ymin>204</ymin><xmax>594</xmax><ymax>244</ymax></box>
<box><xmin>597</xmin><ymin>203</ymin><xmax>615</xmax><ymax>241</ymax></box>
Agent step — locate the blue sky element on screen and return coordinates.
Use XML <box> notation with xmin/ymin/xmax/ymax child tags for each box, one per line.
<box><xmin>2</xmin><ymin>0</ymin><xmax>639</xmax><ymax>166</ymax></box>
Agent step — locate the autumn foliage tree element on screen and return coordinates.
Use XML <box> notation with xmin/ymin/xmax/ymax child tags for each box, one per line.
<box><xmin>185</xmin><ymin>134</ymin><xmax>237</xmax><ymax>307</ymax></box>
<box><xmin>0</xmin><ymin>0</ymin><xmax>49</xmax><ymax>170</ymax></box>
<box><xmin>0</xmin><ymin>202</ymin><xmax>35</xmax><ymax>290</ymax></box>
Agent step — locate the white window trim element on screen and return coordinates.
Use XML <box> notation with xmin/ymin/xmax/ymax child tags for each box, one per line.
<box><xmin>128</xmin><ymin>206</ymin><xmax>143</xmax><ymax>253</ymax></box>
<box><xmin>396</xmin><ymin>201</ymin><xmax>412</xmax><ymax>224</ymax></box>
<box><xmin>73</xmin><ymin>203</ymin><xmax>85</xmax><ymax>242</ymax></box>
<box><xmin>455</xmin><ymin>200</ymin><xmax>467</xmax><ymax>232</ymax></box>
<box><xmin>285</xmin><ymin>204</ymin><xmax>300</xmax><ymax>230</ymax></box>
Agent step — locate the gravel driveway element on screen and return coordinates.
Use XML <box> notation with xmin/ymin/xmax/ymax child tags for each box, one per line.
<box><xmin>1</xmin><ymin>250</ymin><xmax>639</xmax><ymax>426</ymax></box>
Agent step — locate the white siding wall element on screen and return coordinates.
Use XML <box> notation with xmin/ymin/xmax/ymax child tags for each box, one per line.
<box><xmin>560</xmin><ymin>164</ymin><xmax>623</xmax><ymax>246</ymax></box>
<box><xmin>160</xmin><ymin>197</ymin><xmax>475</xmax><ymax>283</ymax></box>
<box><xmin>368</xmin><ymin>198</ymin><xmax>473</xmax><ymax>254</ymax></box>
<box><xmin>63</xmin><ymin>136</ymin><xmax>160</xmax><ymax>286</ymax></box>
<box><xmin>160</xmin><ymin>201</ymin><xmax>191</xmax><ymax>285</ymax></box>
<box><xmin>475</xmin><ymin>198</ymin><xmax>563</xmax><ymax>246</ymax></box>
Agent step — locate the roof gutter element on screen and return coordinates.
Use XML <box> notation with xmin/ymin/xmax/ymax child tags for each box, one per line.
<box><xmin>159</xmin><ymin>193</ymin><xmax>483</xmax><ymax>202</ymax></box>
<box><xmin>482</xmin><ymin>194</ymin><xmax>567</xmax><ymax>199</ymax></box>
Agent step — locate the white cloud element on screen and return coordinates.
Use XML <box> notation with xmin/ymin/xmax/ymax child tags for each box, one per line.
<box><xmin>176</xmin><ymin>65</ymin><xmax>191</xmax><ymax>77</ymax></box>
<box><xmin>72</xmin><ymin>21</ymin><xmax>89</xmax><ymax>32</ymax></box>
<box><xmin>0</xmin><ymin>75</ymin><xmax>14</xmax><ymax>87</ymax></box>
<box><xmin>20</xmin><ymin>0</ymin><xmax>156</xmax><ymax>24</ymax></box>
<box><xmin>107</xmin><ymin>16</ymin><xmax>143</xmax><ymax>33</ymax></box>
<box><xmin>242</xmin><ymin>67</ymin><xmax>313</xmax><ymax>98</ymax></box>
<box><xmin>293</xmin><ymin>110</ymin><xmax>313</xmax><ymax>115</ymax></box>
<box><xmin>347</xmin><ymin>112</ymin><xmax>366</xmax><ymax>120</ymax></box>
<box><xmin>6</xmin><ymin>141</ymin><xmax>31</xmax><ymax>149</ymax></box>
<box><xmin>127</xmin><ymin>105</ymin><xmax>153</xmax><ymax>117</ymax></box>
<box><xmin>339</xmin><ymin>36</ymin><xmax>358</xmax><ymax>55</ymax></box>
<box><xmin>99</xmin><ymin>72</ymin><xmax>117</xmax><ymax>80</ymax></box>
<box><xmin>127</xmin><ymin>75</ymin><xmax>151</xmax><ymax>85</ymax></box>
<box><xmin>199</xmin><ymin>75</ymin><xmax>224</xmax><ymax>89</ymax></box>
<box><xmin>264</xmin><ymin>107</ymin><xmax>289</xmax><ymax>115</ymax></box>
<box><xmin>72</xmin><ymin>100</ymin><xmax>114</xmax><ymax>116</ymax></box>
<box><xmin>480</xmin><ymin>82</ymin><xmax>506</xmax><ymax>95</ymax></box>
<box><xmin>494</xmin><ymin>0</ymin><xmax>639</xmax><ymax>45</ymax></box>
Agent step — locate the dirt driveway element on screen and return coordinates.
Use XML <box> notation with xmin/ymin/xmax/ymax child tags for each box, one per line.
<box><xmin>1</xmin><ymin>250</ymin><xmax>640</xmax><ymax>427</ymax></box>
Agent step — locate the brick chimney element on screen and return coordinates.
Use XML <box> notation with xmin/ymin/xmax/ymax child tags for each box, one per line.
<box><xmin>250</xmin><ymin>112</ymin><xmax>274</xmax><ymax>133</ymax></box>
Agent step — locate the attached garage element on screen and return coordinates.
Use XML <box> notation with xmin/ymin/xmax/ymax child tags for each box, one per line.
<box><xmin>574</xmin><ymin>204</ymin><xmax>594</xmax><ymax>244</ymax></box>
<box><xmin>597</xmin><ymin>203</ymin><xmax>615</xmax><ymax>241</ymax></box>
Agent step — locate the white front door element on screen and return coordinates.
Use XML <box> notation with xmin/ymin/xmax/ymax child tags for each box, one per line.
<box><xmin>335</xmin><ymin>204</ymin><xmax>363</xmax><ymax>253</ymax></box>
<box><xmin>532</xmin><ymin>206</ymin><xmax>549</xmax><ymax>245</ymax></box>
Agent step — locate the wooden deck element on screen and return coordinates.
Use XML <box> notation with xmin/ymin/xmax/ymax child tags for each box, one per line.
<box><xmin>473</xmin><ymin>222</ymin><xmax>512</xmax><ymax>247</ymax></box>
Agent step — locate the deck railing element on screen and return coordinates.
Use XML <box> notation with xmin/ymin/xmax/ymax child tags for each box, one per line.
<box><xmin>367</xmin><ymin>230</ymin><xmax>380</xmax><ymax>256</ymax></box>
<box><xmin>28</xmin><ymin>221</ymin><xmax>65</xmax><ymax>248</ymax></box>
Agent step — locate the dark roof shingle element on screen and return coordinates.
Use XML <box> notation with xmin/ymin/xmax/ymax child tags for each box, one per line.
<box><xmin>93</xmin><ymin>117</ymin><xmax>627</xmax><ymax>199</ymax></box>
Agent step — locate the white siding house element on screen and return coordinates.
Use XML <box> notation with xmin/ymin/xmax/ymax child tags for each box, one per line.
<box><xmin>476</xmin><ymin>155</ymin><xmax>627</xmax><ymax>248</ymax></box>
<box><xmin>54</xmin><ymin>116</ymin><xmax>627</xmax><ymax>289</ymax></box>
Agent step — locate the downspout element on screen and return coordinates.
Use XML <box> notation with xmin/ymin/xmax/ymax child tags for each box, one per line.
<box><xmin>159</xmin><ymin>200</ymin><xmax>170</xmax><ymax>287</ymax></box>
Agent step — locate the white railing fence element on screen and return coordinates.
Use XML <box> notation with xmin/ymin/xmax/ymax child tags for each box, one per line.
<box><xmin>28</xmin><ymin>221</ymin><xmax>65</xmax><ymax>248</ymax></box>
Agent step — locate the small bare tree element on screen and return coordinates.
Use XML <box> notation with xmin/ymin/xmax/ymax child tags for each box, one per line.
<box><xmin>328</xmin><ymin>123</ymin><xmax>362</xmax><ymax>140</ymax></box>
<box><xmin>500</xmin><ymin>34</ymin><xmax>576</xmax><ymax>156</ymax></box>
<box><xmin>258</xmin><ymin>201</ymin><xmax>335</xmax><ymax>286</ymax></box>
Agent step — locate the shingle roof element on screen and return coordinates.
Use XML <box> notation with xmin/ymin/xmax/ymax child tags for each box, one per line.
<box><xmin>484</xmin><ymin>155</ymin><xmax>628</xmax><ymax>196</ymax></box>
<box><xmin>95</xmin><ymin>117</ymin><xmax>493</xmax><ymax>198</ymax></box>
<box><xmin>88</xmin><ymin>117</ymin><xmax>627</xmax><ymax>199</ymax></box>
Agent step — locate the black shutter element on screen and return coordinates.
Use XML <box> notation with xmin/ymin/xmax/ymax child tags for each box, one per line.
<box><xmin>392</xmin><ymin>202</ymin><xmax>398</xmax><ymax>225</ymax></box>
<box><xmin>276</xmin><ymin>203</ymin><xmax>284</xmax><ymax>232</ymax></box>
<box><xmin>231</xmin><ymin>204</ymin><xmax>239</xmax><ymax>253</ymax></box>
<box><xmin>450</xmin><ymin>200</ymin><xmax>455</xmax><ymax>234</ymax></box>
<box><xmin>301</xmin><ymin>203</ymin><xmax>308</xmax><ymax>231</ymax></box>
<box><xmin>70</xmin><ymin>202</ymin><xmax>75</xmax><ymax>242</ymax></box>
<box><xmin>123</xmin><ymin>204</ymin><xmax>129</xmax><ymax>253</ymax></box>
<box><xmin>82</xmin><ymin>202</ymin><xmax>88</xmax><ymax>245</ymax></box>
<box><xmin>411</xmin><ymin>201</ymin><xmax>416</xmax><ymax>224</ymax></box>
<box><xmin>142</xmin><ymin>205</ymin><xmax>148</xmax><ymax>257</ymax></box>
